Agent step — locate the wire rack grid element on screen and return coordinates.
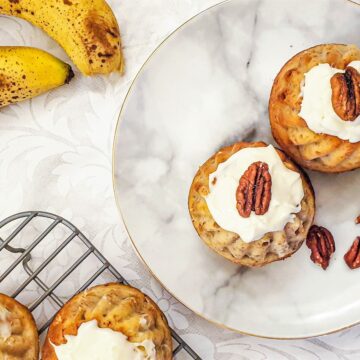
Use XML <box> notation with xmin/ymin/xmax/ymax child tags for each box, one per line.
<box><xmin>0</xmin><ymin>211</ymin><xmax>201</xmax><ymax>359</ymax></box>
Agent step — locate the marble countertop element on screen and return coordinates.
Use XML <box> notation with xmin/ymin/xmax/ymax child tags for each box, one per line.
<box><xmin>1</xmin><ymin>0</ymin><xmax>360</xmax><ymax>359</ymax></box>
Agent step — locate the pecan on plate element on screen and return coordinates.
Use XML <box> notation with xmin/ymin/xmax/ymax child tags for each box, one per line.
<box><xmin>344</xmin><ymin>237</ymin><xmax>360</xmax><ymax>269</ymax></box>
<box><xmin>236</xmin><ymin>161</ymin><xmax>272</xmax><ymax>218</ymax></box>
<box><xmin>306</xmin><ymin>225</ymin><xmax>335</xmax><ymax>270</ymax></box>
<box><xmin>355</xmin><ymin>215</ymin><xmax>360</xmax><ymax>225</ymax></box>
<box><xmin>331</xmin><ymin>66</ymin><xmax>360</xmax><ymax>121</ymax></box>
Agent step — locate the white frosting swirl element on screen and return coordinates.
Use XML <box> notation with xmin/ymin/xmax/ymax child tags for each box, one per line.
<box><xmin>205</xmin><ymin>145</ymin><xmax>304</xmax><ymax>243</ymax></box>
<box><xmin>52</xmin><ymin>320</ymin><xmax>156</xmax><ymax>360</ymax></box>
<box><xmin>299</xmin><ymin>61</ymin><xmax>360</xmax><ymax>142</ymax></box>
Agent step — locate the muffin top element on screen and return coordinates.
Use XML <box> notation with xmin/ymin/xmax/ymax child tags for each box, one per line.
<box><xmin>269</xmin><ymin>44</ymin><xmax>360</xmax><ymax>172</ymax></box>
<box><xmin>205</xmin><ymin>144</ymin><xmax>304</xmax><ymax>243</ymax></box>
<box><xmin>42</xmin><ymin>283</ymin><xmax>172</xmax><ymax>360</ymax></box>
<box><xmin>299</xmin><ymin>60</ymin><xmax>360</xmax><ymax>142</ymax></box>
<box><xmin>0</xmin><ymin>293</ymin><xmax>39</xmax><ymax>360</ymax></box>
<box><xmin>188</xmin><ymin>142</ymin><xmax>315</xmax><ymax>267</ymax></box>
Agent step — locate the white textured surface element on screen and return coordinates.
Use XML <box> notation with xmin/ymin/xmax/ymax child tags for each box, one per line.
<box><xmin>0</xmin><ymin>0</ymin><xmax>360</xmax><ymax>359</ymax></box>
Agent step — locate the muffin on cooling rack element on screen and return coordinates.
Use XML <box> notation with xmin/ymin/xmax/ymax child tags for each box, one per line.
<box><xmin>0</xmin><ymin>293</ymin><xmax>39</xmax><ymax>360</ymax></box>
<box><xmin>269</xmin><ymin>43</ymin><xmax>360</xmax><ymax>172</ymax></box>
<box><xmin>42</xmin><ymin>283</ymin><xmax>172</xmax><ymax>360</ymax></box>
<box><xmin>188</xmin><ymin>142</ymin><xmax>315</xmax><ymax>267</ymax></box>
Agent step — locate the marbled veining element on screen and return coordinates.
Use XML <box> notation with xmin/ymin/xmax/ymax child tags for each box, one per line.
<box><xmin>115</xmin><ymin>0</ymin><xmax>360</xmax><ymax>341</ymax></box>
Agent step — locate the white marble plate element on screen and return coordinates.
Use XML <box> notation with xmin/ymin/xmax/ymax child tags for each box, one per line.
<box><xmin>113</xmin><ymin>0</ymin><xmax>360</xmax><ymax>338</ymax></box>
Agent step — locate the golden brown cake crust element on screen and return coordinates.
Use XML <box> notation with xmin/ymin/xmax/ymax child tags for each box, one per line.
<box><xmin>42</xmin><ymin>283</ymin><xmax>172</xmax><ymax>360</ymax></box>
<box><xmin>188</xmin><ymin>142</ymin><xmax>315</xmax><ymax>267</ymax></box>
<box><xmin>269</xmin><ymin>44</ymin><xmax>360</xmax><ymax>173</ymax></box>
<box><xmin>0</xmin><ymin>293</ymin><xmax>39</xmax><ymax>360</ymax></box>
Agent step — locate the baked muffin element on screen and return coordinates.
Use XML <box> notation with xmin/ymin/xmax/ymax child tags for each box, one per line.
<box><xmin>269</xmin><ymin>44</ymin><xmax>360</xmax><ymax>173</ymax></box>
<box><xmin>188</xmin><ymin>142</ymin><xmax>315</xmax><ymax>267</ymax></box>
<box><xmin>42</xmin><ymin>283</ymin><xmax>172</xmax><ymax>360</ymax></box>
<box><xmin>0</xmin><ymin>293</ymin><xmax>39</xmax><ymax>360</ymax></box>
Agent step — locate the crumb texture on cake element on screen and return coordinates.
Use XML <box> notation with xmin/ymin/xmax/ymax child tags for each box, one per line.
<box><xmin>269</xmin><ymin>44</ymin><xmax>360</xmax><ymax>172</ymax></box>
<box><xmin>0</xmin><ymin>293</ymin><xmax>39</xmax><ymax>360</ymax></box>
<box><xmin>188</xmin><ymin>142</ymin><xmax>315</xmax><ymax>267</ymax></box>
<box><xmin>42</xmin><ymin>283</ymin><xmax>172</xmax><ymax>360</ymax></box>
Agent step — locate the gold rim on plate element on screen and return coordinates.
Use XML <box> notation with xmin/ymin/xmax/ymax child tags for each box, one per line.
<box><xmin>112</xmin><ymin>0</ymin><xmax>360</xmax><ymax>340</ymax></box>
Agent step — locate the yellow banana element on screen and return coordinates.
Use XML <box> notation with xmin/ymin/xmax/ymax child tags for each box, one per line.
<box><xmin>0</xmin><ymin>0</ymin><xmax>124</xmax><ymax>76</ymax></box>
<box><xmin>0</xmin><ymin>46</ymin><xmax>74</xmax><ymax>108</ymax></box>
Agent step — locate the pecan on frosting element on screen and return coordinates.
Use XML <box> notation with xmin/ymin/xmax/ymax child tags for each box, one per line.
<box><xmin>331</xmin><ymin>66</ymin><xmax>360</xmax><ymax>121</ymax></box>
<box><xmin>236</xmin><ymin>161</ymin><xmax>272</xmax><ymax>218</ymax></box>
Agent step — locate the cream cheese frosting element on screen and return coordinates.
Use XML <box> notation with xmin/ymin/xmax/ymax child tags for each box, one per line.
<box><xmin>0</xmin><ymin>306</ymin><xmax>11</xmax><ymax>340</ymax></box>
<box><xmin>52</xmin><ymin>320</ymin><xmax>156</xmax><ymax>360</ymax></box>
<box><xmin>299</xmin><ymin>61</ymin><xmax>360</xmax><ymax>142</ymax></box>
<box><xmin>205</xmin><ymin>145</ymin><xmax>304</xmax><ymax>243</ymax></box>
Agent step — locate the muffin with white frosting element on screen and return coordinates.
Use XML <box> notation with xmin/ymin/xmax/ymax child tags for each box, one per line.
<box><xmin>42</xmin><ymin>283</ymin><xmax>172</xmax><ymax>360</ymax></box>
<box><xmin>269</xmin><ymin>43</ymin><xmax>360</xmax><ymax>172</ymax></box>
<box><xmin>0</xmin><ymin>293</ymin><xmax>39</xmax><ymax>360</ymax></box>
<box><xmin>188</xmin><ymin>142</ymin><xmax>315</xmax><ymax>267</ymax></box>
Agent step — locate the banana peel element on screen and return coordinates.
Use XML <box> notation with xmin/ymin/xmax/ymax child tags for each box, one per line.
<box><xmin>0</xmin><ymin>0</ymin><xmax>124</xmax><ymax>76</ymax></box>
<box><xmin>0</xmin><ymin>46</ymin><xmax>74</xmax><ymax>108</ymax></box>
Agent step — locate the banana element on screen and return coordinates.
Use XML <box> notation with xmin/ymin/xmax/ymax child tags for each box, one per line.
<box><xmin>0</xmin><ymin>0</ymin><xmax>124</xmax><ymax>76</ymax></box>
<box><xmin>0</xmin><ymin>46</ymin><xmax>74</xmax><ymax>108</ymax></box>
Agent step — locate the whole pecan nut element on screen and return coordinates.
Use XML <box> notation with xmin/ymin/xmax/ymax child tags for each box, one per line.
<box><xmin>306</xmin><ymin>225</ymin><xmax>335</xmax><ymax>270</ymax></box>
<box><xmin>331</xmin><ymin>66</ymin><xmax>360</xmax><ymax>121</ymax></box>
<box><xmin>344</xmin><ymin>237</ymin><xmax>360</xmax><ymax>269</ymax></box>
<box><xmin>236</xmin><ymin>161</ymin><xmax>272</xmax><ymax>218</ymax></box>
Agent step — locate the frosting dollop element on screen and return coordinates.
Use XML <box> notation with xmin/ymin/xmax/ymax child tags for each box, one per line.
<box><xmin>52</xmin><ymin>320</ymin><xmax>156</xmax><ymax>360</ymax></box>
<box><xmin>205</xmin><ymin>145</ymin><xmax>304</xmax><ymax>243</ymax></box>
<box><xmin>299</xmin><ymin>61</ymin><xmax>360</xmax><ymax>142</ymax></box>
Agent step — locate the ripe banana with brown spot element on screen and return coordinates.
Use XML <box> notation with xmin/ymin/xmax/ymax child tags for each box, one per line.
<box><xmin>0</xmin><ymin>0</ymin><xmax>124</xmax><ymax>76</ymax></box>
<box><xmin>0</xmin><ymin>46</ymin><xmax>74</xmax><ymax>108</ymax></box>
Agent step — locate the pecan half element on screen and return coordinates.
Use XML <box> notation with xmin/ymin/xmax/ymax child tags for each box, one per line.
<box><xmin>236</xmin><ymin>161</ymin><xmax>272</xmax><ymax>218</ymax></box>
<box><xmin>355</xmin><ymin>215</ymin><xmax>360</xmax><ymax>225</ymax></box>
<box><xmin>331</xmin><ymin>66</ymin><xmax>360</xmax><ymax>121</ymax></box>
<box><xmin>306</xmin><ymin>225</ymin><xmax>335</xmax><ymax>270</ymax></box>
<box><xmin>344</xmin><ymin>237</ymin><xmax>360</xmax><ymax>269</ymax></box>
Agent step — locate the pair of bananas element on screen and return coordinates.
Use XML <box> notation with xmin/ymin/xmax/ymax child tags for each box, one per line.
<box><xmin>0</xmin><ymin>0</ymin><xmax>124</xmax><ymax>108</ymax></box>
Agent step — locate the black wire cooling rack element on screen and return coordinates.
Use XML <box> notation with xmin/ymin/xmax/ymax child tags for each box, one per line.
<box><xmin>0</xmin><ymin>211</ymin><xmax>200</xmax><ymax>359</ymax></box>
